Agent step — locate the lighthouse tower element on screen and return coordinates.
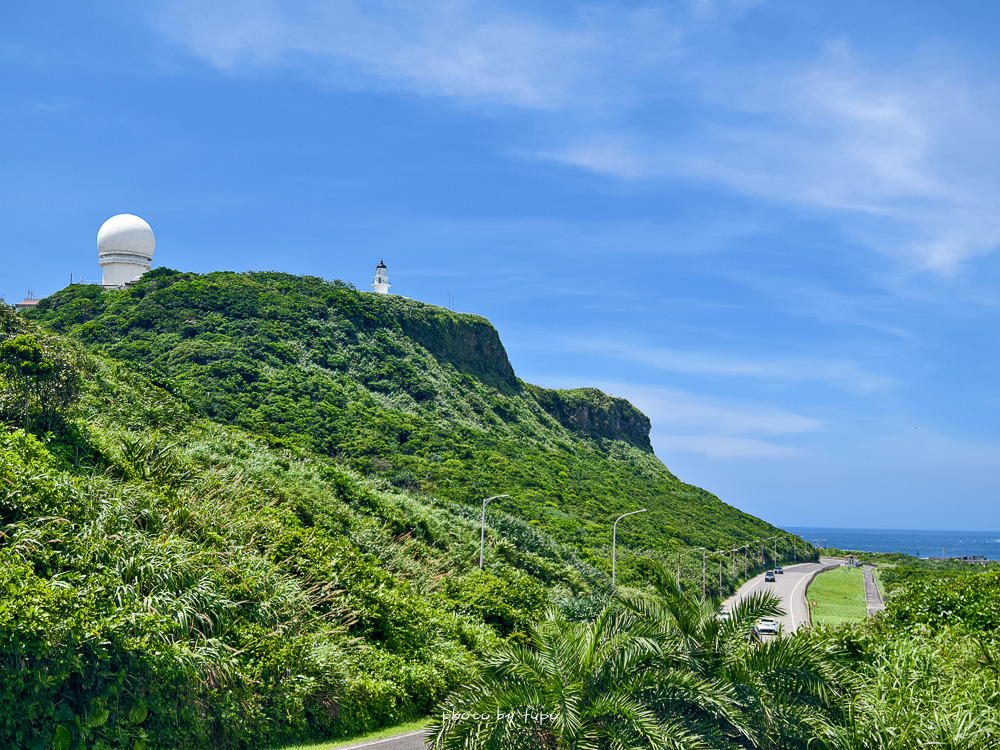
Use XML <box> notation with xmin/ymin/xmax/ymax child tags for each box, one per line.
<box><xmin>372</xmin><ymin>261</ymin><xmax>390</xmax><ymax>294</ymax></box>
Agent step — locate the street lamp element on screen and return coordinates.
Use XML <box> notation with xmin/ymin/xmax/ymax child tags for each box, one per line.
<box><xmin>479</xmin><ymin>494</ymin><xmax>509</xmax><ymax>570</ymax></box>
<box><xmin>709</xmin><ymin>551</ymin><xmax>724</xmax><ymax>593</ymax></box>
<box><xmin>613</xmin><ymin>509</ymin><xmax>647</xmax><ymax>589</ymax></box>
<box><xmin>702</xmin><ymin>547</ymin><xmax>707</xmax><ymax>599</ymax></box>
<box><xmin>676</xmin><ymin>546</ymin><xmax>707</xmax><ymax>598</ymax></box>
<box><xmin>712</xmin><ymin>546</ymin><xmax>741</xmax><ymax>593</ymax></box>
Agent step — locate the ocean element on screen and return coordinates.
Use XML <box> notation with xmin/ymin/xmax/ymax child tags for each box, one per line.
<box><xmin>785</xmin><ymin>527</ymin><xmax>1000</xmax><ymax>561</ymax></box>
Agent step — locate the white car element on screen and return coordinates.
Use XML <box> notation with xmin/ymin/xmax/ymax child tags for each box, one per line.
<box><xmin>757</xmin><ymin>617</ymin><xmax>780</xmax><ymax>635</ymax></box>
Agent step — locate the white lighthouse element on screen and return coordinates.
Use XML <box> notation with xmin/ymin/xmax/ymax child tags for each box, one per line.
<box><xmin>98</xmin><ymin>214</ymin><xmax>155</xmax><ymax>288</ymax></box>
<box><xmin>371</xmin><ymin>261</ymin><xmax>390</xmax><ymax>294</ymax></box>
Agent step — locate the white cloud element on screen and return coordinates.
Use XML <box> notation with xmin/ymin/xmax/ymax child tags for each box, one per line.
<box><xmin>544</xmin><ymin>41</ymin><xmax>1000</xmax><ymax>273</ymax></box>
<box><xmin>155</xmin><ymin>1</ymin><xmax>1000</xmax><ymax>273</ymax></box>
<box><xmin>553</xmin><ymin>336</ymin><xmax>892</xmax><ymax>393</ymax></box>
<box><xmin>654</xmin><ymin>434</ymin><xmax>797</xmax><ymax>458</ymax></box>
<box><xmin>156</xmin><ymin>0</ymin><xmax>677</xmax><ymax>110</ymax></box>
<box><xmin>587</xmin><ymin>380</ymin><xmax>822</xmax><ymax>458</ymax></box>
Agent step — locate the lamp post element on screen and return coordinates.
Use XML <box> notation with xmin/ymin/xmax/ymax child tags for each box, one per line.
<box><xmin>702</xmin><ymin>547</ymin><xmax>707</xmax><ymax>599</ymax></box>
<box><xmin>612</xmin><ymin>509</ymin><xmax>647</xmax><ymax>589</ymax></box>
<box><xmin>714</xmin><ymin>546</ymin><xmax>741</xmax><ymax>593</ymax></box>
<box><xmin>677</xmin><ymin>546</ymin><xmax>706</xmax><ymax>595</ymax></box>
<box><xmin>479</xmin><ymin>494</ymin><xmax>509</xmax><ymax>570</ymax></box>
<box><xmin>759</xmin><ymin>536</ymin><xmax>778</xmax><ymax>567</ymax></box>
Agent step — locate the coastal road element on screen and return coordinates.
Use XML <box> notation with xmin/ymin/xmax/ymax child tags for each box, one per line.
<box><xmin>723</xmin><ymin>558</ymin><xmax>841</xmax><ymax>634</ymax></box>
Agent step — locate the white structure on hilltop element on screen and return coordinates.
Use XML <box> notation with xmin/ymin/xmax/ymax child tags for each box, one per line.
<box><xmin>371</xmin><ymin>260</ymin><xmax>390</xmax><ymax>294</ymax></box>
<box><xmin>98</xmin><ymin>213</ymin><xmax>155</xmax><ymax>288</ymax></box>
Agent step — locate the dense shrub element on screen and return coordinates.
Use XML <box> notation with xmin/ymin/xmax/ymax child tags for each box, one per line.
<box><xmin>440</xmin><ymin>570</ymin><xmax>549</xmax><ymax>639</ymax></box>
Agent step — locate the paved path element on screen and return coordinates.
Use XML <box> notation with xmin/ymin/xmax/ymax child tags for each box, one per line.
<box><xmin>862</xmin><ymin>566</ymin><xmax>885</xmax><ymax>616</ymax></box>
<box><xmin>333</xmin><ymin>729</ymin><xmax>428</xmax><ymax>750</ymax></box>
<box><xmin>723</xmin><ymin>558</ymin><xmax>842</xmax><ymax>634</ymax></box>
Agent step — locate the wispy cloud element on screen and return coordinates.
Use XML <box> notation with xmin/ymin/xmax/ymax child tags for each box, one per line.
<box><xmin>541</xmin><ymin>40</ymin><xmax>1000</xmax><ymax>273</ymax></box>
<box><xmin>156</xmin><ymin>0</ymin><xmax>680</xmax><ymax>110</ymax></box>
<box><xmin>550</xmin><ymin>336</ymin><xmax>892</xmax><ymax>393</ymax></box>
<box><xmin>722</xmin><ymin>271</ymin><xmax>915</xmax><ymax>340</ymax></box>
<box><xmin>571</xmin><ymin>379</ymin><xmax>822</xmax><ymax>458</ymax></box>
<box><xmin>154</xmin><ymin>1</ymin><xmax>1000</xmax><ymax>273</ymax></box>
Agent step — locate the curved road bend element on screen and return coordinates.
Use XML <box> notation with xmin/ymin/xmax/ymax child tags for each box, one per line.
<box><xmin>723</xmin><ymin>558</ymin><xmax>842</xmax><ymax>635</ymax></box>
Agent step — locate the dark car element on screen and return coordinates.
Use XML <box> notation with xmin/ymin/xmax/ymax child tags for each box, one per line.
<box><xmin>774</xmin><ymin>565</ymin><xmax>784</xmax><ymax>574</ymax></box>
<box><xmin>764</xmin><ymin>570</ymin><xmax>776</xmax><ymax>582</ymax></box>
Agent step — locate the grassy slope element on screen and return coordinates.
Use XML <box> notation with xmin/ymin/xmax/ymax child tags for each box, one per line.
<box><xmin>0</xmin><ymin>307</ymin><xmax>617</xmax><ymax>747</ymax></box>
<box><xmin>807</xmin><ymin>567</ymin><xmax>868</xmax><ymax>625</ymax></box>
<box><xmin>27</xmin><ymin>270</ymin><xmax>804</xmax><ymax>582</ymax></box>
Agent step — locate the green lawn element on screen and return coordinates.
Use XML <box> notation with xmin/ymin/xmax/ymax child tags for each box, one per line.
<box><xmin>807</xmin><ymin>566</ymin><xmax>868</xmax><ymax>626</ymax></box>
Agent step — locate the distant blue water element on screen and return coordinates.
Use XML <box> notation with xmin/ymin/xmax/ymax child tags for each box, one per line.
<box><xmin>786</xmin><ymin>527</ymin><xmax>1000</xmax><ymax>561</ymax></box>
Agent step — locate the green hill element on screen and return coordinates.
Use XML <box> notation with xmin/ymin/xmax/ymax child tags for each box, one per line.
<box><xmin>0</xmin><ymin>304</ymin><xmax>605</xmax><ymax>748</ymax></box>
<box><xmin>0</xmin><ymin>272</ymin><xmax>813</xmax><ymax>747</ymax></box>
<box><xmin>28</xmin><ymin>269</ymin><xmax>789</xmax><ymax>559</ymax></box>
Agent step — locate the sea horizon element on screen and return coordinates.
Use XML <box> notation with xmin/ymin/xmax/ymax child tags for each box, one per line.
<box><xmin>786</xmin><ymin>526</ymin><xmax>1000</xmax><ymax>561</ymax></box>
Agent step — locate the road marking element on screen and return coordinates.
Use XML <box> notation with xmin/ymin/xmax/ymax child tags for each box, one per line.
<box><xmin>334</xmin><ymin>730</ymin><xmax>426</xmax><ymax>749</ymax></box>
<box><xmin>789</xmin><ymin>566</ymin><xmax>816</xmax><ymax>631</ymax></box>
<box><xmin>725</xmin><ymin>563</ymin><xmax>820</xmax><ymax>635</ymax></box>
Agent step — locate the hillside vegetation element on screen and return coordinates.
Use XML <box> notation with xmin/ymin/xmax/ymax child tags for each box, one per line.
<box><xmin>0</xmin><ymin>304</ymin><xmax>612</xmax><ymax>747</ymax></box>
<box><xmin>0</xmin><ymin>274</ymin><xmax>814</xmax><ymax>747</ymax></box>
<box><xmin>27</xmin><ymin>270</ymin><xmax>797</xmax><ymax>574</ymax></box>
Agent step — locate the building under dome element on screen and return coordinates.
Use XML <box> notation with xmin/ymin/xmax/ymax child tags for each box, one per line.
<box><xmin>98</xmin><ymin>213</ymin><xmax>155</xmax><ymax>288</ymax></box>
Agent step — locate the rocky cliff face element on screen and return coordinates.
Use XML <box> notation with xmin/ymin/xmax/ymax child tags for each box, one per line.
<box><xmin>388</xmin><ymin>302</ymin><xmax>519</xmax><ymax>395</ymax></box>
<box><xmin>528</xmin><ymin>385</ymin><xmax>653</xmax><ymax>452</ymax></box>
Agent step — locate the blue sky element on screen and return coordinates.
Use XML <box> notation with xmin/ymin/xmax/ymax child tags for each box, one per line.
<box><xmin>4</xmin><ymin>1</ymin><xmax>1000</xmax><ymax>531</ymax></box>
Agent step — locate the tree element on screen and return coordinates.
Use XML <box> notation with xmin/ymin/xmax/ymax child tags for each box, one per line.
<box><xmin>618</xmin><ymin>563</ymin><xmax>848</xmax><ymax>749</ymax></box>
<box><xmin>427</xmin><ymin>606</ymin><xmax>700</xmax><ymax>750</ymax></box>
<box><xmin>0</xmin><ymin>333</ymin><xmax>79</xmax><ymax>432</ymax></box>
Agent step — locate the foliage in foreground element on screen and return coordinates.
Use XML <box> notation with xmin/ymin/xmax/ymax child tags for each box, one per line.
<box><xmin>430</xmin><ymin>572</ymin><xmax>850</xmax><ymax>750</ymax></box>
<box><xmin>811</xmin><ymin>565</ymin><xmax>1000</xmax><ymax>749</ymax></box>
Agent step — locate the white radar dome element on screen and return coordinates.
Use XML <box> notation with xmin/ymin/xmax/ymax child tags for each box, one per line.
<box><xmin>97</xmin><ymin>213</ymin><xmax>155</xmax><ymax>287</ymax></box>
